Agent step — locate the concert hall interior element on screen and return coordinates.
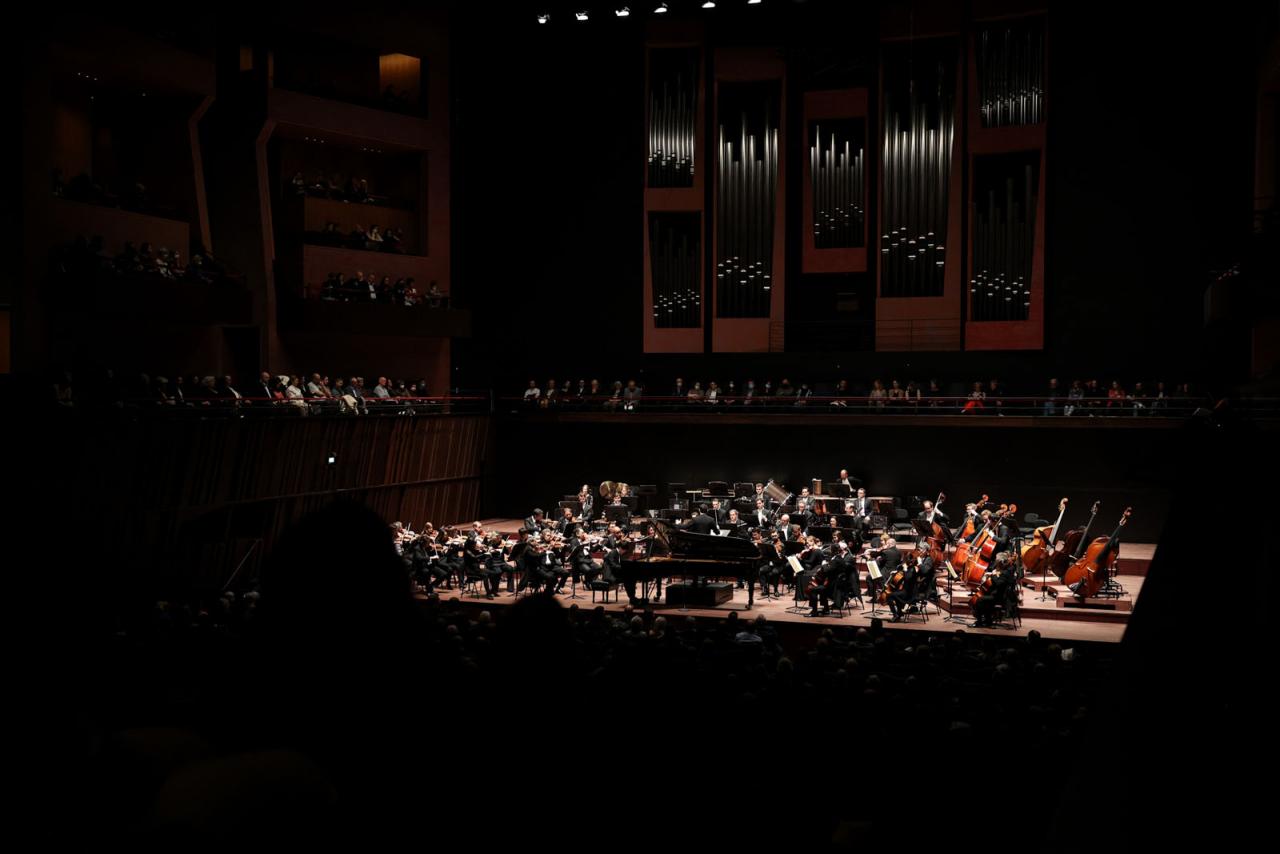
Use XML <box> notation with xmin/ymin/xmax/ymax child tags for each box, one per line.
<box><xmin>17</xmin><ymin>0</ymin><xmax>1275</xmax><ymax>848</ymax></box>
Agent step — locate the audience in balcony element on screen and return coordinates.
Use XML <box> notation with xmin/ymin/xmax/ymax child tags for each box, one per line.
<box><xmin>53</xmin><ymin>168</ymin><xmax>180</xmax><ymax>219</ymax></box>
<box><xmin>315</xmin><ymin>270</ymin><xmax>438</xmax><ymax>307</ymax></box>
<box><xmin>512</xmin><ymin>375</ymin><xmax>1211</xmax><ymax>417</ymax></box>
<box><xmin>52</xmin><ymin>235</ymin><xmax>235</xmax><ymax>286</ymax></box>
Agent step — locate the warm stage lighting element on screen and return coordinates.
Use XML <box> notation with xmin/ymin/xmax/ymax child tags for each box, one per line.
<box><xmin>575</xmin><ymin>10</ymin><xmax>589</xmax><ymax>21</ymax></box>
<box><xmin>536</xmin><ymin>13</ymin><xmax>549</xmax><ymax>24</ymax></box>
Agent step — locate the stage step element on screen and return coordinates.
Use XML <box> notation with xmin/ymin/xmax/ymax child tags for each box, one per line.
<box><xmin>1056</xmin><ymin>593</ymin><xmax>1133</xmax><ymax>612</ymax></box>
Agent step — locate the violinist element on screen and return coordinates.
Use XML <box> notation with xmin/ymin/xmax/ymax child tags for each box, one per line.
<box><xmin>557</xmin><ymin>505</ymin><xmax>578</xmax><ymax>534</ymax></box>
<box><xmin>570</xmin><ymin>528</ymin><xmax>601</xmax><ymax>586</ymax></box>
<box><xmin>828</xmin><ymin>540</ymin><xmax>858</xmax><ymax>607</ymax></box>
<box><xmin>867</xmin><ymin>535</ymin><xmax>901</xmax><ymax>602</ymax></box>
<box><xmin>475</xmin><ymin>535</ymin><xmax>506</xmax><ymax>598</ymax></box>
<box><xmin>524</xmin><ymin>508</ymin><xmax>547</xmax><ymax>533</ymax></box>
<box><xmin>503</xmin><ymin>529</ymin><xmax>530</xmax><ymax>592</ymax></box>
<box><xmin>761</xmin><ymin>530</ymin><xmax>788</xmax><ymax>595</ymax></box>
<box><xmin>971</xmin><ymin>553</ymin><xmax>1013</xmax><ymax>628</ymax></box>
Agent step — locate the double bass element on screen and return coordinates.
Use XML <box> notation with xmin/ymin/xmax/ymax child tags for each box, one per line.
<box><xmin>1021</xmin><ymin>498</ymin><xmax>1068</xmax><ymax>577</ymax></box>
<box><xmin>1062</xmin><ymin>507</ymin><xmax>1131</xmax><ymax>598</ymax></box>
<box><xmin>959</xmin><ymin>494</ymin><xmax>988</xmax><ymax>541</ymax></box>
<box><xmin>1046</xmin><ymin>501</ymin><xmax>1099</xmax><ymax>579</ymax></box>
<box><xmin>926</xmin><ymin>491</ymin><xmax>949</xmax><ymax>566</ymax></box>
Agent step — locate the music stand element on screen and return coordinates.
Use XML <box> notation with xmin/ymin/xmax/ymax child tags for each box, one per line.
<box><xmin>863</xmin><ymin>557</ymin><xmax>888</xmax><ymax>620</ymax></box>
<box><xmin>942</xmin><ymin>564</ymin><xmax>968</xmax><ymax>624</ymax></box>
<box><xmin>830</xmin><ymin>483</ymin><xmax>852</xmax><ymax>498</ymax></box>
<box><xmin>604</xmin><ymin>505</ymin><xmax>630</xmax><ymax>526</ymax></box>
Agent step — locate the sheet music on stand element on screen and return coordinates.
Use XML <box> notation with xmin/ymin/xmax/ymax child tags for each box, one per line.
<box><xmin>866</xmin><ymin>558</ymin><xmax>882</xmax><ymax>580</ymax></box>
<box><xmin>786</xmin><ymin>555</ymin><xmax>805</xmax><ymax>575</ymax></box>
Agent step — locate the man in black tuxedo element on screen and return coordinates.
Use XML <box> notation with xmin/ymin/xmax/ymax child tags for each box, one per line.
<box><xmin>750</xmin><ymin>498</ymin><xmax>774</xmax><ymax>530</ymax></box>
<box><xmin>725</xmin><ymin>509</ymin><xmax>748</xmax><ymax>537</ymax></box>
<box><xmin>971</xmin><ymin>557</ymin><xmax>1012</xmax><ymax>627</ymax></box>
<box><xmin>887</xmin><ymin>552</ymin><xmax>919</xmax><ymax>621</ymax></box>
<box><xmin>709</xmin><ymin>498</ymin><xmax>730</xmax><ymax>529</ymax></box>
<box><xmin>776</xmin><ymin>514</ymin><xmax>795</xmax><ymax>544</ymax></box>
<box><xmin>869</xmin><ymin>536</ymin><xmax>901</xmax><ymax>603</ymax></box>
<box><xmin>848</xmin><ymin>489</ymin><xmax>872</xmax><ymax>541</ymax></box>
<box><xmin>683</xmin><ymin>504</ymin><xmax>716</xmax><ymax>534</ymax></box>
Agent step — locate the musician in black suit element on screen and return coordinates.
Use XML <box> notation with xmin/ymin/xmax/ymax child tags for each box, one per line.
<box><xmin>504</xmin><ymin>529</ymin><xmax>530</xmax><ymax>592</ymax></box>
<box><xmin>761</xmin><ymin>531</ymin><xmax>787</xmax><ymax>595</ymax></box>
<box><xmin>743</xmin><ymin>529</ymin><xmax>767</xmax><ymax>608</ymax></box>
<box><xmin>868</xmin><ymin>535</ymin><xmax>901</xmax><ymax>603</ymax></box>
<box><xmin>725</xmin><ymin>509</ymin><xmax>748</xmax><ymax>537</ymax></box>
<box><xmin>918</xmin><ymin>499</ymin><xmax>948</xmax><ymax>525</ymax></box>
<box><xmin>971</xmin><ymin>555</ymin><xmax>1013</xmax><ymax>627</ymax></box>
<box><xmin>683</xmin><ymin>504</ymin><xmax>717</xmax><ymax>534</ymax></box>
<box><xmin>775</xmin><ymin>514</ymin><xmax>795</xmax><ymax>544</ymax></box>
<box><xmin>887</xmin><ymin>552</ymin><xmax>919</xmax><ymax>621</ymax></box>
<box><xmin>914</xmin><ymin>545</ymin><xmax>938</xmax><ymax>604</ymax></box>
<box><xmin>569</xmin><ymin>529</ymin><xmax>601</xmax><ymax>586</ymax></box>
<box><xmin>577</xmin><ymin>485</ymin><xmax>594</xmax><ymax>522</ymax></box>
<box><xmin>474</xmin><ymin>535</ymin><xmax>505</xmax><ymax>597</ymax></box>
<box><xmin>750</xmin><ymin>498</ymin><xmax>774</xmax><ymax>530</ymax></box>
<box><xmin>828</xmin><ymin>540</ymin><xmax>859</xmax><ymax>607</ymax></box>
<box><xmin>848</xmin><ymin>488</ymin><xmax>872</xmax><ymax>540</ymax></box>
<box><xmin>709</xmin><ymin>498</ymin><xmax>730</xmax><ymax>529</ymax></box>
<box><xmin>838</xmin><ymin>468</ymin><xmax>863</xmax><ymax>489</ymax></box>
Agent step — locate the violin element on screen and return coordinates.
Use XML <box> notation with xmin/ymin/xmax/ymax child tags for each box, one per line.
<box><xmin>1021</xmin><ymin>497</ymin><xmax>1068</xmax><ymax>577</ymax></box>
<box><xmin>1063</xmin><ymin>507</ymin><xmax>1131</xmax><ymax>598</ymax></box>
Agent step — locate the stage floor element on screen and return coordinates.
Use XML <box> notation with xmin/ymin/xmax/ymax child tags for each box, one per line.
<box><xmin>435</xmin><ymin>520</ymin><xmax>1156</xmax><ymax>644</ymax></box>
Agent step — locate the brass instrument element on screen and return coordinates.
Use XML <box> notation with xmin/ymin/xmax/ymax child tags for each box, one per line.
<box><xmin>598</xmin><ymin>481</ymin><xmax>631</xmax><ymax>502</ymax></box>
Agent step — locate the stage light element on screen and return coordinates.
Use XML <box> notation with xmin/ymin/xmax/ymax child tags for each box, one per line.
<box><xmin>327</xmin><ymin>453</ymin><xmax>337</xmax><ymax>465</ymax></box>
<box><xmin>615</xmin><ymin>6</ymin><xmax>630</xmax><ymax>16</ymax></box>
<box><xmin>748</xmin><ymin>0</ymin><xmax>762</xmax><ymax>4</ymax></box>
<box><xmin>654</xmin><ymin>2</ymin><xmax>668</xmax><ymax>11</ymax></box>
<box><xmin>702</xmin><ymin>1</ymin><xmax>716</xmax><ymax>7</ymax></box>
<box><xmin>575</xmin><ymin>10</ymin><xmax>589</xmax><ymax>20</ymax></box>
<box><xmin>537</xmin><ymin>13</ymin><xmax>549</xmax><ymax>24</ymax></box>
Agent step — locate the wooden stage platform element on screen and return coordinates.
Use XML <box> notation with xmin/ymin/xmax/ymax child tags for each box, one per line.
<box><xmin>435</xmin><ymin>520</ymin><xmax>1157</xmax><ymax>644</ymax></box>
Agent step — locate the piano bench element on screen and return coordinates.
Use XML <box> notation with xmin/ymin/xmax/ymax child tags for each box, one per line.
<box><xmin>590</xmin><ymin>580</ymin><xmax>620</xmax><ymax>604</ymax></box>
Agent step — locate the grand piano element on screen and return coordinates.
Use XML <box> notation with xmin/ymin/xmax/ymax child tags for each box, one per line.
<box><xmin>621</xmin><ymin>518</ymin><xmax>763</xmax><ymax>606</ymax></box>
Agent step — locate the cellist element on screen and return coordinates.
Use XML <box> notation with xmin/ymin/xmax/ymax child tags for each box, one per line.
<box><xmin>971</xmin><ymin>553</ymin><xmax>1014</xmax><ymax>628</ymax></box>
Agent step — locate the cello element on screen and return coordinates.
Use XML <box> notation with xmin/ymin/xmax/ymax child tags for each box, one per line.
<box><xmin>1046</xmin><ymin>500</ymin><xmax>1099</xmax><ymax>579</ymax></box>
<box><xmin>960</xmin><ymin>503</ymin><xmax>1017</xmax><ymax>585</ymax></box>
<box><xmin>948</xmin><ymin>494</ymin><xmax>989</xmax><ymax>575</ymax></box>
<box><xmin>1021</xmin><ymin>497</ymin><xmax>1068</xmax><ymax>577</ymax></box>
<box><xmin>1062</xmin><ymin>507</ymin><xmax>1131</xmax><ymax>598</ymax></box>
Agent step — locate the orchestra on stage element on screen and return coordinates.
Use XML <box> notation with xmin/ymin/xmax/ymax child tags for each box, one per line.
<box><xmin>392</xmin><ymin>477</ymin><xmax>1131</xmax><ymax>630</ymax></box>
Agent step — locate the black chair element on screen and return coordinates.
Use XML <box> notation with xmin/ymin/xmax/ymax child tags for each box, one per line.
<box><xmin>891</xmin><ymin>508</ymin><xmax>915</xmax><ymax>537</ymax></box>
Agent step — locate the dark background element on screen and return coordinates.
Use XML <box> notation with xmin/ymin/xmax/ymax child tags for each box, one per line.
<box><xmin>449</xmin><ymin>1</ymin><xmax>1262</xmax><ymax>394</ymax></box>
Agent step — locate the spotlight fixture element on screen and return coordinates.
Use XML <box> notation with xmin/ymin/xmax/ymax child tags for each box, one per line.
<box><xmin>748</xmin><ymin>0</ymin><xmax>763</xmax><ymax>4</ymax></box>
<box><xmin>702</xmin><ymin>1</ymin><xmax>716</xmax><ymax>7</ymax></box>
<box><xmin>536</xmin><ymin>13</ymin><xmax>549</xmax><ymax>24</ymax></box>
<box><xmin>654</xmin><ymin>2</ymin><xmax>668</xmax><ymax>11</ymax></box>
<box><xmin>615</xmin><ymin>6</ymin><xmax>630</xmax><ymax>16</ymax></box>
<box><xmin>575</xmin><ymin>10</ymin><xmax>589</xmax><ymax>20</ymax></box>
